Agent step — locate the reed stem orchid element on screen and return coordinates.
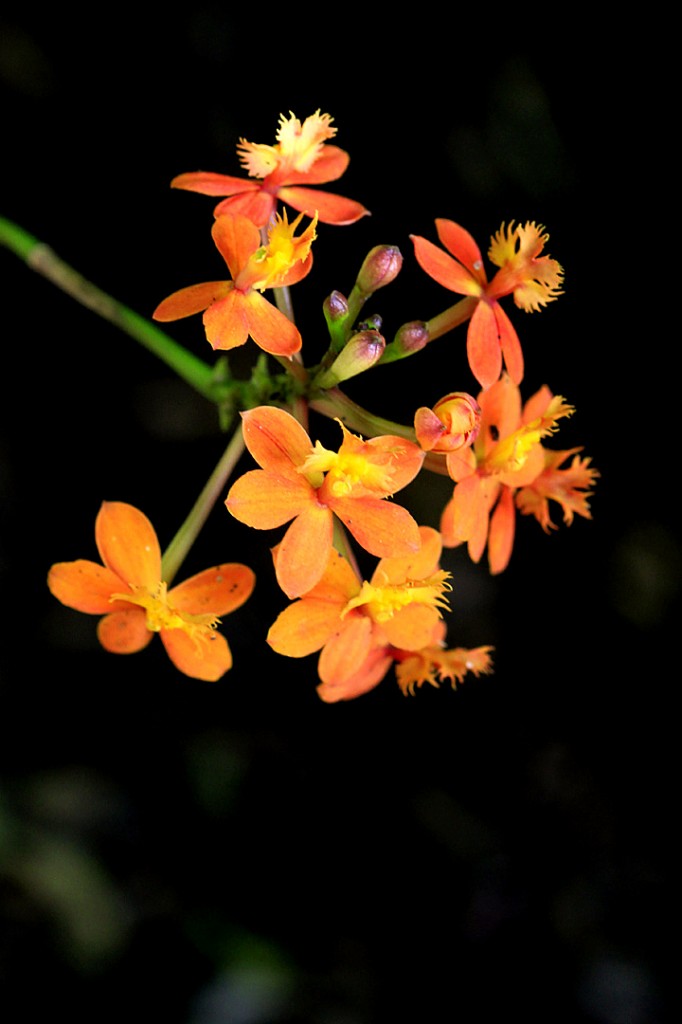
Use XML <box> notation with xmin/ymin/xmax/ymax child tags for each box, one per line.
<box><xmin>171</xmin><ymin>110</ymin><xmax>370</xmax><ymax>228</ymax></box>
<box><xmin>267</xmin><ymin>527</ymin><xmax>489</xmax><ymax>702</ymax></box>
<box><xmin>439</xmin><ymin>374</ymin><xmax>588</xmax><ymax>574</ymax></box>
<box><xmin>47</xmin><ymin>502</ymin><xmax>255</xmax><ymax>681</ymax></box>
<box><xmin>225</xmin><ymin>406</ymin><xmax>424</xmax><ymax>598</ymax></box>
<box><xmin>411</xmin><ymin>220</ymin><xmax>564</xmax><ymax>389</ymax></box>
<box><xmin>153</xmin><ymin>210</ymin><xmax>317</xmax><ymax>356</ymax></box>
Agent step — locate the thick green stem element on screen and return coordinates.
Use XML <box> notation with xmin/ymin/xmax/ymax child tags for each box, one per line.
<box><xmin>0</xmin><ymin>216</ymin><xmax>219</xmax><ymax>403</ymax></box>
<box><xmin>309</xmin><ymin>388</ymin><xmax>416</xmax><ymax>442</ymax></box>
<box><xmin>161</xmin><ymin>427</ymin><xmax>246</xmax><ymax>584</ymax></box>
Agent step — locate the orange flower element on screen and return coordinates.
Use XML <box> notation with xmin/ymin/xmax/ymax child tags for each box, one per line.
<box><xmin>47</xmin><ymin>502</ymin><xmax>255</xmax><ymax>681</ymax></box>
<box><xmin>411</xmin><ymin>220</ymin><xmax>564</xmax><ymax>389</ymax></box>
<box><xmin>171</xmin><ymin>110</ymin><xmax>370</xmax><ymax>228</ymax></box>
<box><xmin>440</xmin><ymin>374</ymin><xmax>583</xmax><ymax>573</ymax></box>
<box><xmin>225</xmin><ymin>406</ymin><xmax>424</xmax><ymax>598</ymax></box>
<box><xmin>267</xmin><ymin>527</ymin><xmax>484</xmax><ymax>702</ymax></box>
<box><xmin>152</xmin><ymin>210</ymin><xmax>317</xmax><ymax>356</ymax></box>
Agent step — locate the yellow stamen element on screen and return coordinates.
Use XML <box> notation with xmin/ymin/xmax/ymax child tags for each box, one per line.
<box><xmin>342</xmin><ymin>571</ymin><xmax>452</xmax><ymax>622</ymax></box>
<box><xmin>246</xmin><ymin>210</ymin><xmax>317</xmax><ymax>291</ymax></box>
<box><xmin>298</xmin><ymin>442</ymin><xmax>395</xmax><ymax>496</ymax></box>
<box><xmin>111</xmin><ymin>582</ymin><xmax>220</xmax><ymax>646</ymax></box>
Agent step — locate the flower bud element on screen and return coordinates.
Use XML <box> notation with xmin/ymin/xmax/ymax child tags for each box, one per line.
<box><xmin>394</xmin><ymin>320</ymin><xmax>430</xmax><ymax>355</ymax></box>
<box><xmin>355</xmin><ymin>245</ymin><xmax>403</xmax><ymax>295</ymax></box>
<box><xmin>323</xmin><ymin>289</ymin><xmax>350</xmax><ymax>326</ymax></box>
<box><xmin>314</xmin><ymin>330</ymin><xmax>386</xmax><ymax>388</ymax></box>
<box><xmin>414</xmin><ymin>392</ymin><xmax>481</xmax><ymax>452</ymax></box>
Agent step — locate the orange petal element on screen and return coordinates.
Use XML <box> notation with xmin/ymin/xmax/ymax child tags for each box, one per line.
<box><xmin>202</xmin><ymin>289</ymin><xmax>250</xmax><ymax>351</ymax></box>
<box><xmin>445</xmin><ymin>446</ymin><xmax>477</xmax><ymax>483</ymax></box>
<box><xmin>274</xmin><ymin>505</ymin><xmax>334</xmax><ymax>598</ymax></box>
<box><xmin>381</xmin><ymin>605</ymin><xmax>441</xmax><ymax>652</ymax></box>
<box><xmin>305</xmin><ymin>547</ymin><xmax>362</xmax><ymax>604</ymax></box>
<box><xmin>47</xmin><ymin>559</ymin><xmax>127</xmax><ymax>613</ymax></box>
<box><xmin>331</xmin><ymin>496</ymin><xmax>421</xmax><ymax>558</ymax></box>
<box><xmin>281</xmin><ymin>146</ymin><xmax>350</xmax><ymax>185</ymax></box>
<box><xmin>467</xmin><ymin>302</ymin><xmax>503</xmax><ymax>390</ymax></box>
<box><xmin>243</xmin><ymin>291</ymin><xmax>302</xmax><ymax>356</ymax></box>
<box><xmin>161</xmin><ymin>628</ymin><xmax>232</xmax><ymax>681</ymax></box>
<box><xmin>277</xmin><ymin>186</ymin><xmax>369</xmax><ymax>225</ymax></box>
<box><xmin>169</xmin><ymin>564</ymin><xmax>255</xmax><ymax>617</ymax></box>
<box><xmin>317</xmin><ymin>616</ymin><xmax>374</xmax><ymax>688</ymax></box>
<box><xmin>435</xmin><ymin>219</ymin><xmax>487</xmax><ymax>284</ymax></box>
<box><xmin>153</xmin><ymin>281</ymin><xmax>230</xmax><ymax>322</ymax></box>
<box><xmin>171</xmin><ymin>171</ymin><xmax>259</xmax><ymax>197</ymax></box>
<box><xmin>495</xmin><ymin>304</ymin><xmax>524</xmax><ymax>385</ymax></box>
<box><xmin>211</xmin><ymin>214</ymin><xmax>261</xmax><ymax>279</ymax></box>
<box><xmin>372</xmin><ymin>526</ymin><xmax>442</xmax><ymax>585</ymax></box>
<box><xmin>442</xmin><ymin>475</ymin><xmax>485</xmax><ymax>544</ymax></box>
<box><xmin>317</xmin><ymin>645</ymin><xmax>393</xmax><ymax>703</ymax></box>
<box><xmin>95</xmin><ymin>502</ymin><xmax>161</xmax><ymax>589</ymax></box>
<box><xmin>226</xmin><ymin>469</ymin><xmax>313</xmax><ymax>529</ymax></box>
<box><xmin>240</xmin><ymin>406</ymin><xmax>314</xmax><ymax>474</ymax></box>
<box><xmin>213</xmin><ymin>191</ymin><xmax>277</xmax><ymax>228</ymax></box>
<box><xmin>364</xmin><ymin>435</ymin><xmax>425</xmax><ymax>492</ymax></box>
<box><xmin>410</xmin><ymin>234</ymin><xmax>481</xmax><ymax>296</ymax></box>
<box><xmin>479</xmin><ymin>375</ymin><xmax>522</xmax><ymax>445</ymax></box>
<box><xmin>97</xmin><ymin>608</ymin><xmax>153</xmax><ymax>654</ymax></box>
<box><xmin>488</xmin><ymin>486</ymin><xmax>516</xmax><ymax>574</ymax></box>
<box><xmin>267</xmin><ymin>597</ymin><xmax>344</xmax><ymax>657</ymax></box>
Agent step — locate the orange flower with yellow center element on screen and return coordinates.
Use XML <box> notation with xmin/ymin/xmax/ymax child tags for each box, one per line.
<box><xmin>440</xmin><ymin>374</ymin><xmax>593</xmax><ymax>573</ymax></box>
<box><xmin>411</xmin><ymin>219</ymin><xmax>564</xmax><ymax>389</ymax></box>
<box><xmin>225</xmin><ymin>406</ymin><xmax>424</xmax><ymax>598</ymax></box>
<box><xmin>153</xmin><ymin>210</ymin><xmax>317</xmax><ymax>356</ymax></box>
<box><xmin>268</xmin><ymin>527</ymin><xmax>460</xmax><ymax>701</ymax></box>
<box><xmin>47</xmin><ymin>502</ymin><xmax>255</xmax><ymax>681</ymax></box>
<box><xmin>171</xmin><ymin>110</ymin><xmax>369</xmax><ymax>228</ymax></box>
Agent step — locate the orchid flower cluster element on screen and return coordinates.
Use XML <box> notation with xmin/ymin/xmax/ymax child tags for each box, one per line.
<box><xmin>42</xmin><ymin>110</ymin><xmax>598</xmax><ymax>702</ymax></box>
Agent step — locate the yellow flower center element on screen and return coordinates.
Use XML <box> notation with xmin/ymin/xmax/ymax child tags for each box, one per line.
<box><xmin>342</xmin><ymin>571</ymin><xmax>452</xmax><ymax>623</ymax></box>
<box><xmin>487</xmin><ymin>221</ymin><xmax>564</xmax><ymax>311</ymax></box>
<box><xmin>298</xmin><ymin>442</ymin><xmax>395</xmax><ymax>496</ymax></box>
<box><xmin>111</xmin><ymin>582</ymin><xmax>220</xmax><ymax>643</ymax></box>
<box><xmin>485</xmin><ymin>396</ymin><xmax>574</xmax><ymax>475</ymax></box>
<box><xmin>243</xmin><ymin>210</ymin><xmax>317</xmax><ymax>291</ymax></box>
<box><xmin>237</xmin><ymin>110</ymin><xmax>337</xmax><ymax>179</ymax></box>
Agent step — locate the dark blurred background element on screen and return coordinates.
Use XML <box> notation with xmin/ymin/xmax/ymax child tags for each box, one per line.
<box><xmin>1</xmin><ymin>10</ymin><xmax>677</xmax><ymax>1023</ymax></box>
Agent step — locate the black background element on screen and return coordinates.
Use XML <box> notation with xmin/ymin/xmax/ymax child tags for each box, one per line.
<box><xmin>1</xmin><ymin>10</ymin><xmax>677</xmax><ymax>1023</ymax></box>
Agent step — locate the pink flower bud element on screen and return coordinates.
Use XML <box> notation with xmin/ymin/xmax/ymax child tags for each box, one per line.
<box><xmin>394</xmin><ymin>320</ymin><xmax>430</xmax><ymax>355</ymax></box>
<box><xmin>355</xmin><ymin>245</ymin><xmax>403</xmax><ymax>295</ymax></box>
<box><xmin>323</xmin><ymin>290</ymin><xmax>349</xmax><ymax>324</ymax></box>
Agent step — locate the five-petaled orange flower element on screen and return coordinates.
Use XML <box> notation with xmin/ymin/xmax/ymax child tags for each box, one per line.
<box><xmin>267</xmin><ymin>528</ymin><xmax>493</xmax><ymax>702</ymax></box>
<box><xmin>153</xmin><ymin>210</ymin><xmax>317</xmax><ymax>356</ymax></box>
<box><xmin>47</xmin><ymin>502</ymin><xmax>255</xmax><ymax>681</ymax></box>
<box><xmin>225</xmin><ymin>406</ymin><xmax>424</xmax><ymax>599</ymax></box>
<box><xmin>411</xmin><ymin>220</ymin><xmax>564</xmax><ymax>390</ymax></box>
<box><xmin>171</xmin><ymin>110</ymin><xmax>370</xmax><ymax>228</ymax></box>
<box><xmin>440</xmin><ymin>374</ymin><xmax>596</xmax><ymax>574</ymax></box>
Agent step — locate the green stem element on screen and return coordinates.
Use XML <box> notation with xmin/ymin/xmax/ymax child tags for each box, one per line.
<box><xmin>0</xmin><ymin>216</ymin><xmax>219</xmax><ymax>404</ymax></box>
<box><xmin>270</xmin><ymin>281</ymin><xmax>309</xmax><ymax>428</ymax></box>
<box><xmin>309</xmin><ymin>388</ymin><xmax>417</xmax><ymax>442</ymax></box>
<box><xmin>161</xmin><ymin>426</ymin><xmax>246</xmax><ymax>584</ymax></box>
